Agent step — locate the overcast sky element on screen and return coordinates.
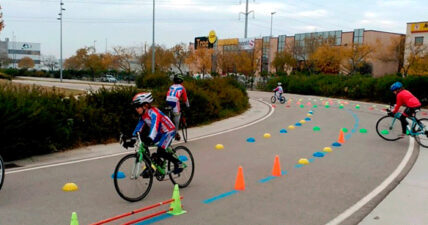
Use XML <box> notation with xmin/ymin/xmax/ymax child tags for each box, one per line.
<box><xmin>0</xmin><ymin>0</ymin><xmax>427</xmax><ymax>58</ymax></box>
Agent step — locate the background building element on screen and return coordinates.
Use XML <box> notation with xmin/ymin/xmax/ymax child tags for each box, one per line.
<box><xmin>0</xmin><ymin>38</ymin><xmax>41</xmax><ymax>68</ymax></box>
<box><xmin>404</xmin><ymin>21</ymin><xmax>428</xmax><ymax>65</ymax></box>
<box><xmin>192</xmin><ymin>27</ymin><xmax>405</xmax><ymax>77</ymax></box>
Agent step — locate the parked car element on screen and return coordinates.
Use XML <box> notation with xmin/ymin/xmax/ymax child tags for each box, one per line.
<box><xmin>101</xmin><ymin>74</ymin><xmax>117</xmax><ymax>83</ymax></box>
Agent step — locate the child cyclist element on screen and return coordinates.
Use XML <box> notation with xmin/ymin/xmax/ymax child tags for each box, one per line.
<box><xmin>388</xmin><ymin>81</ymin><xmax>423</xmax><ymax>138</ymax></box>
<box><xmin>273</xmin><ymin>82</ymin><xmax>284</xmax><ymax>100</ymax></box>
<box><xmin>166</xmin><ymin>75</ymin><xmax>190</xmax><ymax>141</ymax></box>
<box><xmin>124</xmin><ymin>92</ymin><xmax>183</xmax><ymax>175</ymax></box>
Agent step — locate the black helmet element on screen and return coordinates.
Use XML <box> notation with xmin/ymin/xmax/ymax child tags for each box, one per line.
<box><xmin>173</xmin><ymin>75</ymin><xmax>184</xmax><ymax>84</ymax></box>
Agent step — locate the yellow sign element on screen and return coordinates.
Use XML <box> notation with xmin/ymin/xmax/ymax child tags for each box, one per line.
<box><xmin>411</xmin><ymin>22</ymin><xmax>428</xmax><ymax>33</ymax></box>
<box><xmin>208</xmin><ymin>30</ymin><xmax>217</xmax><ymax>44</ymax></box>
<box><xmin>218</xmin><ymin>38</ymin><xmax>239</xmax><ymax>46</ymax></box>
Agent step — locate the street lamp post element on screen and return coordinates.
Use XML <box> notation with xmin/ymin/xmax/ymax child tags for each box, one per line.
<box><xmin>151</xmin><ymin>0</ymin><xmax>155</xmax><ymax>74</ymax></box>
<box><xmin>270</xmin><ymin>12</ymin><xmax>276</xmax><ymax>37</ymax></box>
<box><xmin>57</xmin><ymin>0</ymin><xmax>65</xmax><ymax>82</ymax></box>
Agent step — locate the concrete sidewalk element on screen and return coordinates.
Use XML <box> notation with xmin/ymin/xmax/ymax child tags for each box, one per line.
<box><xmin>359</xmin><ymin>142</ymin><xmax>428</xmax><ymax>225</ymax></box>
<box><xmin>8</xmin><ymin>98</ymin><xmax>271</xmax><ymax>170</ymax></box>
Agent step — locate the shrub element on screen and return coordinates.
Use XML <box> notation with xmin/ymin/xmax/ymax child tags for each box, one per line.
<box><xmin>265</xmin><ymin>74</ymin><xmax>427</xmax><ymax>107</ymax></box>
<box><xmin>0</xmin><ymin>72</ymin><xmax>12</xmax><ymax>80</ymax></box>
<box><xmin>0</xmin><ymin>76</ymin><xmax>249</xmax><ymax>160</ymax></box>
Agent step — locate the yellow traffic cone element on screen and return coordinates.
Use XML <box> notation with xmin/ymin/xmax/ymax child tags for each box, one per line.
<box><xmin>168</xmin><ymin>184</ymin><xmax>186</xmax><ymax>216</ymax></box>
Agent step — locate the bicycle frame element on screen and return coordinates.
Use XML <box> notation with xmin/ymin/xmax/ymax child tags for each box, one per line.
<box><xmin>390</xmin><ymin>113</ymin><xmax>426</xmax><ymax>136</ymax></box>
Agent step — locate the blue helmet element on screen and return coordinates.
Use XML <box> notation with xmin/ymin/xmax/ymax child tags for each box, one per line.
<box><xmin>390</xmin><ymin>81</ymin><xmax>403</xmax><ymax>91</ymax></box>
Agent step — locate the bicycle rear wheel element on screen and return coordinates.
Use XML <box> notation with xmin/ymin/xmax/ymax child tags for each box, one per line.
<box><xmin>113</xmin><ymin>153</ymin><xmax>153</xmax><ymax>202</ymax></box>
<box><xmin>168</xmin><ymin>146</ymin><xmax>194</xmax><ymax>188</ymax></box>
<box><xmin>376</xmin><ymin>116</ymin><xmax>402</xmax><ymax>141</ymax></box>
<box><xmin>180</xmin><ymin>116</ymin><xmax>188</xmax><ymax>143</ymax></box>
<box><xmin>0</xmin><ymin>155</ymin><xmax>4</xmax><ymax>190</ymax></box>
<box><xmin>271</xmin><ymin>96</ymin><xmax>276</xmax><ymax>103</ymax></box>
<box><xmin>414</xmin><ymin>118</ymin><xmax>428</xmax><ymax>148</ymax></box>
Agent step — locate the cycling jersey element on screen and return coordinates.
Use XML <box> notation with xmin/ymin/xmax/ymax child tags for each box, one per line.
<box><xmin>133</xmin><ymin>107</ymin><xmax>176</xmax><ymax>141</ymax></box>
<box><xmin>273</xmin><ymin>86</ymin><xmax>283</xmax><ymax>94</ymax></box>
<box><xmin>166</xmin><ymin>84</ymin><xmax>190</xmax><ymax>107</ymax></box>
<box><xmin>393</xmin><ymin>90</ymin><xmax>421</xmax><ymax>114</ymax></box>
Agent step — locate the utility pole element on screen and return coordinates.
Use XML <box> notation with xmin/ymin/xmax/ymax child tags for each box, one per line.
<box><xmin>57</xmin><ymin>0</ymin><xmax>65</xmax><ymax>82</ymax></box>
<box><xmin>270</xmin><ymin>12</ymin><xmax>276</xmax><ymax>37</ymax></box>
<box><xmin>239</xmin><ymin>0</ymin><xmax>254</xmax><ymax>38</ymax></box>
<box><xmin>151</xmin><ymin>0</ymin><xmax>155</xmax><ymax>74</ymax></box>
<box><xmin>105</xmin><ymin>38</ymin><xmax>108</xmax><ymax>53</ymax></box>
<box><xmin>93</xmin><ymin>40</ymin><xmax>96</xmax><ymax>51</ymax></box>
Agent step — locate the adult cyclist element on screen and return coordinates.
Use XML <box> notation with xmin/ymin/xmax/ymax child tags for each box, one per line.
<box><xmin>166</xmin><ymin>75</ymin><xmax>190</xmax><ymax>141</ymax></box>
<box><xmin>388</xmin><ymin>81</ymin><xmax>422</xmax><ymax>138</ymax></box>
<box><xmin>127</xmin><ymin>92</ymin><xmax>183</xmax><ymax>175</ymax></box>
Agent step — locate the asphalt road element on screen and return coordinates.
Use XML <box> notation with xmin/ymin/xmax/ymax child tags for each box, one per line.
<box><xmin>0</xmin><ymin>91</ymin><xmax>416</xmax><ymax>225</ymax></box>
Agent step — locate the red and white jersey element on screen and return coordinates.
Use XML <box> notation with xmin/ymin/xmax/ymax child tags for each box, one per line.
<box><xmin>166</xmin><ymin>84</ymin><xmax>189</xmax><ymax>106</ymax></box>
<box><xmin>133</xmin><ymin>107</ymin><xmax>175</xmax><ymax>140</ymax></box>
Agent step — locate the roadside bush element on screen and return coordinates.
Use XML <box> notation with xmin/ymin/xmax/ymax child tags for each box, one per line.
<box><xmin>265</xmin><ymin>74</ymin><xmax>428</xmax><ymax>107</ymax></box>
<box><xmin>1</xmin><ymin>76</ymin><xmax>249</xmax><ymax>160</ymax></box>
<box><xmin>0</xmin><ymin>72</ymin><xmax>12</xmax><ymax>80</ymax></box>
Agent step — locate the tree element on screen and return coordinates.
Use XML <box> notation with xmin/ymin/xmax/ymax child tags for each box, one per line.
<box><xmin>407</xmin><ymin>54</ymin><xmax>428</xmax><ymax>76</ymax></box>
<box><xmin>138</xmin><ymin>45</ymin><xmax>174</xmax><ymax>73</ymax></box>
<box><xmin>64</xmin><ymin>47</ymin><xmax>114</xmax><ymax>79</ymax></box>
<box><xmin>293</xmin><ymin>36</ymin><xmax>324</xmax><ymax>73</ymax></box>
<box><xmin>272</xmin><ymin>50</ymin><xmax>297</xmax><ymax>74</ymax></box>
<box><xmin>342</xmin><ymin>44</ymin><xmax>375</xmax><ymax>75</ymax></box>
<box><xmin>171</xmin><ymin>43</ymin><xmax>190</xmax><ymax>74</ymax></box>
<box><xmin>310</xmin><ymin>44</ymin><xmax>343</xmax><ymax>74</ymax></box>
<box><xmin>376</xmin><ymin>36</ymin><xmax>405</xmax><ymax>74</ymax></box>
<box><xmin>42</xmin><ymin>55</ymin><xmax>58</xmax><ymax>72</ymax></box>
<box><xmin>186</xmin><ymin>48</ymin><xmax>213</xmax><ymax>75</ymax></box>
<box><xmin>113</xmin><ymin>46</ymin><xmax>135</xmax><ymax>74</ymax></box>
<box><xmin>402</xmin><ymin>40</ymin><xmax>427</xmax><ymax>77</ymax></box>
<box><xmin>0</xmin><ymin>5</ymin><xmax>4</xmax><ymax>32</ymax></box>
<box><xmin>0</xmin><ymin>54</ymin><xmax>11</xmax><ymax>68</ymax></box>
<box><xmin>216</xmin><ymin>50</ymin><xmax>237</xmax><ymax>75</ymax></box>
<box><xmin>18</xmin><ymin>57</ymin><xmax>35</xmax><ymax>69</ymax></box>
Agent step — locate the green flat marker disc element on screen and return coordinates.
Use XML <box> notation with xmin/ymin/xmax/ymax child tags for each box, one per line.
<box><xmin>381</xmin><ymin>130</ymin><xmax>389</xmax><ymax>135</ymax></box>
<box><xmin>360</xmin><ymin>128</ymin><xmax>367</xmax><ymax>133</ymax></box>
<box><xmin>342</xmin><ymin>128</ymin><xmax>348</xmax><ymax>133</ymax></box>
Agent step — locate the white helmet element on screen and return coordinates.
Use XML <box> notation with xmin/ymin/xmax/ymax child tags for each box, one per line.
<box><xmin>132</xmin><ymin>92</ymin><xmax>153</xmax><ymax>106</ymax></box>
<box><xmin>278</xmin><ymin>82</ymin><xmax>282</xmax><ymax>86</ymax></box>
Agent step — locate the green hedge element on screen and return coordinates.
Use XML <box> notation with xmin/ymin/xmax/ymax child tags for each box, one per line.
<box><xmin>265</xmin><ymin>74</ymin><xmax>428</xmax><ymax>106</ymax></box>
<box><xmin>0</xmin><ymin>76</ymin><xmax>248</xmax><ymax>160</ymax></box>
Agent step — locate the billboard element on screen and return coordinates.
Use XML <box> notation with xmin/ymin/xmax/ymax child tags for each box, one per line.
<box><xmin>194</xmin><ymin>37</ymin><xmax>214</xmax><ymax>49</ymax></box>
<box><xmin>8</xmin><ymin>42</ymin><xmax>41</xmax><ymax>51</ymax></box>
<box><xmin>218</xmin><ymin>38</ymin><xmax>239</xmax><ymax>46</ymax></box>
<box><xmin>411</xmin><ymin>22</ymin><xmax>428</xmax><ymax>33</ymax></box>
<box><xmin>239</xmin><ymin>38</ymin><xmax>255</xmax><ymax>50</ymax></box>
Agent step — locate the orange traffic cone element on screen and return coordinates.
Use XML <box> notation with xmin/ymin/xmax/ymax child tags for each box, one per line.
<box><xmin>272</xmin><ymin>155</ymin><xmax>281</xmax><ymax>177</ymax></box>
<box><xmin>234</xmin><ymin>166</ymin><xmax>245</xmax><ymax>191</ymax></box>
<box><xmin>338</xmin><ymin>130</ymin><xmax>345</xmax><ymax>144</ymax></box>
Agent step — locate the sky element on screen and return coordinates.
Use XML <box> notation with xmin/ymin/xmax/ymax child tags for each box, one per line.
<box><xmin>0</xmin><ymin>0</ymin><xmax>427</xmax><ymax>58</ymax></box>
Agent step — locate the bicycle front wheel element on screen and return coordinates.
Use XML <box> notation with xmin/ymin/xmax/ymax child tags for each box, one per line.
<box><xmin>279</xmin><ymin>96</ymin><xmax>286</xmax><ymax>104</ymax></box>
<box><xmin>271</xmin><ymin>96</ymin><xmax>276</xmax><ymax>103</ymax></box>
<box><xmin>113</xmin><ymin>153</ymin><xmax>153</xmax><ymax>202</ymax></box>
<box><xmin>414</xmin><ymin>118</ymin><xmax>428</xmax><ymax>148</ymax></box>
<box><xmin>168</xmin><ymin>146</ymin><xmax>194</xmax><ymax>188</ymax></box>
<box><xmin>180</xmin><ymin>117</ymin><xmax>188</xmax><ymax>143</ymax></box>
<box><xmin>376</xmin><ymin>116</ymin><xmax>402</xmax><ymax>141</ymax></box>
<box><xmin>0</xmin><ymin>155</ymin><xmax>4</xmax><ymax>190</ymax></box>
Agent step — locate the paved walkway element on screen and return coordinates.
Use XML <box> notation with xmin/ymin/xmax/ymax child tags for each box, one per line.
<box><xmin>359</xmin><ymin>142</ymin><xmax>428</xmax><ymax>225</ymax></box>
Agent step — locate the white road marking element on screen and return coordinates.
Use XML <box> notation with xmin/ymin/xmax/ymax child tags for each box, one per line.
<box><xmin>325</xmin><ymin>137</ymin><xmax>415</xmax><ymax>225</ymax></box>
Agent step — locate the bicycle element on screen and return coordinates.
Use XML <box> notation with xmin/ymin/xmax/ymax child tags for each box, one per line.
<box><xmin>271</xmin><ymin>93</ymin><xmax>286</xmax><ymax>104</ymax></box>
<box><xmin>376</xmin><ymin>106</ymin><xmax>428</xmax><ymax>148</ymax></box>
<box><xmin>113</xmin><ymin>133</ymin><xmax>195</xmax><ymax>202</ymax></box>
<box><xmin>165</xmin><ymin>105</ymin><xmax>188</xmax><ymax>143</ymax></box>
<box><xmin>0</xmin><ymin>154</ymin><xmax>4</xmax><ymax>190</ymax></box>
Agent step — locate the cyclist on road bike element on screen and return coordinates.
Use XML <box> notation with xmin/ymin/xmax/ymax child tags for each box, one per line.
<box><xmin>166</xmin><ymin>75</ymin><xmax>190</xmax><ymax>141</ymax></box>
<box><xmin>127</xmin><ymin>92</ymin><xmax>183</xmax><ymax>175</ymax></box>
<box><xmin>388</xmin><ymin>81</ymin><xmax>422</xmax><ymax>138</ymax></box>
<box><xmin>273</xmin><ymin>82</ymin><xmax>284</xmax><ymax>100</ymax></box>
